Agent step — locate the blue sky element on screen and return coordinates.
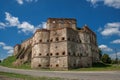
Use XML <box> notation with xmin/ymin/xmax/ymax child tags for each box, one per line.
<box><xmin>0</xmin><ymin>0</ymin><xmax>120</xmax><ymax>60</ymax></box>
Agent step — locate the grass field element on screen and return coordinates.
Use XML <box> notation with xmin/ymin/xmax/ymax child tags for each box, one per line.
<box><xmin>0</xmin><ymin>71</ymin><xmax>62</xmax><ymax>80</ymax></box>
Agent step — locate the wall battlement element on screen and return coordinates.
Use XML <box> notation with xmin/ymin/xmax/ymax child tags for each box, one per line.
<box><xmin>46</xmin><ymin>18</ymin><xmax>77</xmax><ymax>30</ymax></box>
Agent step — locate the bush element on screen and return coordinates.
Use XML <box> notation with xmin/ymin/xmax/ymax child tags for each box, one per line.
<box><xmin>101</xmin><ymin>54</ymin><xmax>111</xmax><ymax>64</ymax></box>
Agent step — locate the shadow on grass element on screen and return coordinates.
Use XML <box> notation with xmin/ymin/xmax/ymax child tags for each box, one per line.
<box><xmin>92</xmin><ymin>62</ymin><xmax>111</xmax><ymax>68</ymax></box>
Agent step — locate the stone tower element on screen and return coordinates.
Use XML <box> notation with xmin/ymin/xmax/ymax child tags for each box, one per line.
<box><xmin>14</xmin><ymin>18</ymin><xmax>99</xmax><ymax>70</ymax></box>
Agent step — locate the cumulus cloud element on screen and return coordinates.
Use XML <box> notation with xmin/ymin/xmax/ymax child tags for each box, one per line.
<box><xmin>16</xmin><ymin>0</ymin><xmax>38</xmax><ymax>5</ymax></box>
<box><xmin>5</xmin><ymin>12</ymin><xmax>20</xmax><ymax>26</ymax></box>
<box><xmin>101</xmin><ymin>22</ymin><xmax>120</xmax><ymax>36</ymax></box>
<box><xmin>18</xmin><ymin>21</ymin><xmax>35</xmax><ymax>34</ymax></box>
<box><xmin>0</xmin><ymin>12</ymin><xmax>46</xmax><ymax>34</ymax></box>
<box><xmin>111</xmin><ymin>39</ymin><xmax>120</xmax><ymax>44</ymax></box>
<box><xmin>99</xmin><ymin>44</ymin><xmax>113</xmax><ymax>52</ymax></box>
<box><xmin>16</xmin><ymin>0</ymin><xmax>23</xmax><ymax>5</ymax></box>
<box><xmin>0</xmin><ymin>42</ymin><xmax>5</xmax><ymax>46</ymax></box>
<box><xmin>109</xmin><ymin>52</ymin><xmax>120</xmax><ymax>59</ymax></box>
<box><xmin>0</xmin><ymin>22</ymin><xmax>6</xmax><ymax>29</ymax></box>
<box><xmin>86</xmin><ymin>0</ymin><xmax>120</xmax><ymax>9</ymax></box>
<box><xmin>0</xmin><ymin>42</ymin><xmax>13</xmax><ymax>54</ymax></box>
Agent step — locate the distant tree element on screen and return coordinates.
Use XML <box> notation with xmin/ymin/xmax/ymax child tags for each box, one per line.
<box><xmin>98</xmin><ymin>49</ymin><xmax>102</xmax><ymax>60</ymax></box>
<box><xmin>111</xmin><ymin>59</ymin><xmax>116</xmax><ymax>64</ymax></box>
<box><xmin>101</xmin><ymin>54</ymin><xmax>111</xmax><ymax>64</ymax></box>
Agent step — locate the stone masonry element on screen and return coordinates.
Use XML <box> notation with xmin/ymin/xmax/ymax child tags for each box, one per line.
<box><xmin>13</xmin><ymin>18</ymin><xmax>99</xmax><ymax>70</ymax></box>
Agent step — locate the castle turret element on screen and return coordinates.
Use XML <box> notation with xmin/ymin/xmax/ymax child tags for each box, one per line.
<box><xmin>46</xmin><ymin>18</ymin><xmax>77</xmax><ymax>30</ymax></box>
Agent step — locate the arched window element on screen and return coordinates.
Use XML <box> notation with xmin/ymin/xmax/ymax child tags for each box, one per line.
<box><xmin>73</xmin><ymin>52</ymin><xmax>75</xmax><ymax>56</ymax></box>
<box><xmin>67</xmin><ymin>38</ymin><xmax>70</xmax><ymax>41</ymax></box>
<box><xmin>62</xmin><ymin>51</ymin><xmax>65</xmax><ymax>55</ymax></box>
<box><xmin>68</xmin><ymin>52</ymin><xmax>71</xmax><ymax>55</ymax></box>
<box><xmin>39</xmin><ymin>40</ymin><xmax>42</xmax><ymax>42</ymax></box>
<box><xmin>79</xmin><ymin>39</ymin><xmax>81</xmax><ymax>43</ymax></box>
<box><xmin>73</xmin><ymin>64</ymin><xmax>76</xmax><ymax>67</ymax></box>
<box><xmin>80</xmin><ymin>54</ymin><xmax>82</xmax><ymax>56</ymax></box>
<box><xmin>46</xmin><ymin>53</ymin><xmax>49</xmax><ymax>56</ymax></box>
<box><xmin>56</xmin><ymin>53</ymin><xmax>59</xmax><ymax>55</ymax></box>
<box><xmin>56</xmin><ymin>64</ymin><xmax>59</xmax><ymax>67</ymax></box>
<box><xmin>46</xmin><ymin>64</ymin><xmax>49</xmax><ymax>67</ymax></box>
<box><xmin>56</xmin><ymin>37</ymin><xmax>59</xmax><ymax>41</ymax></box>
<box><xmin>62</xmin><ymin>37</ymin><xmax>65</xmax><ymax>40</ymax></box>
<box><xmin>38</xmin><ymin>64</ymin><xmax>41</xmax><ymax>67</ymax></box>
<box><xmin>47</xmin><ymin>40</ymin><xmax>49</xmax><ymax>42</ymax></box>
<box><xmin>50</xmin><ymin>39</ymin><xmax>53</xmax><ymax>42</ymax></box>
<box><xmin>39</xmin><ymin>53</ymin><xmax>41</xmax><ymax>56</ymax></box>
<box><xmin>50</xmin><ymin>53</ymin><xmax>52</xmax><ymax>56</ymax></box>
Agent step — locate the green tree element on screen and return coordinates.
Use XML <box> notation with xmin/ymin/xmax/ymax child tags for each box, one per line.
<box><xmin>101</xmin><ymin>54</ymin><xmax>111</xmax><ymax>64</ymax></box>
<box><xmin>98</xmin><ymin>49</ymin><xmax>102</xmax><ymax>60</ymax></box>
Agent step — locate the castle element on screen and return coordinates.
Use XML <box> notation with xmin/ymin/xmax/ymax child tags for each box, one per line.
<box><xmin>13</xmin><ymin>18</ymin><xmax>99</xmax><ymax>70</ymax></box>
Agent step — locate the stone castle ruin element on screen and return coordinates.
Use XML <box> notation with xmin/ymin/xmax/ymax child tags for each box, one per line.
<box><xmin>13</xmin><ymin>18</ymin><xmax>99</xmax><ymax>70</ymax></box>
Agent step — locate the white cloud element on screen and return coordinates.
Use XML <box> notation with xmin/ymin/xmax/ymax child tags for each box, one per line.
<box><xmin>109</xmin><ymin>52</ymin><xmax>120</xmax><ymax>59</ymax></box>
<box><xmin>0</xmin><ymin>42</ymin><xmax>13</xmax><ymax>54</ymax></box>
<box><xmin>87</xmin><ymin>0</ymin><xmax>99</xmax><ymax>5</ymax></box>
<box><xmin>5</xmin><ymin>12</ymin><xmax>20</xmax><ymax>27</ymax></box>
<box><xmin>7</xmin><ymin>49</ymin><xmax>14</xmax><ymax>54</ymax></box>
<box><xmin>104</xmin><ymin>0</ymin><xmax>120</xmax><ymax>9</ymax></box>
<box><xmin>0</xmin><ymin>12</ymin><xmax>47</xmax><ymax>34</ymax></box>
<box><xmin>101</xmin><ymin>22</ymin><xmax>120</xmax><ymax>36</ymax></box>
<box><xmin>3</xmin><ymin>46</ymin><xmax>13</xmax><ymax>50</ymax></box>
<box><xmin>111</xmin><ymin>39</ymin><xmax>120</xmax><ymax>44</ymax></box>
<box><xmin>99</xmin><ymin>44</ymin><xmax>113</xmax><ymax>52</ymax></box>
<box><xmin>18</xmin><ymin>21</ymin><xmax>35</xmax><ymax>33</ymax></box>
<box><xmin>16</xmin><ymin>0</ymin><xmax>38</xmax><ymax>5</ymax></box>
<box><xmin>87</xmin><ymin>0</ymin><xmax>120</xmax><ymax>9</ymax></box>
<box><xmin>0</xmin><ymin>42</ymin><xmax>5</xmax><ymax>46</ymax></box>
<box><xmin>0</xmin><ymin>22</ymin><xmax>6</xmax><ymax>29</ymax></box>
<box><xmin>16</xmin><ymin>0</ymin><xmax>23</xmax><ymax>5</ymax></box>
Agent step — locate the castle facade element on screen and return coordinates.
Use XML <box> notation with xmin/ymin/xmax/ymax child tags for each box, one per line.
<box><xmin>14</xmin><ymin>18</ymin><xmax>99</xmax><ymax>70</ymax></box>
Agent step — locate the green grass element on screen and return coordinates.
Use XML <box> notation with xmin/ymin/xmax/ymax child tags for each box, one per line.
<box><xmin>0</xmin><ymin>71</ymin><xmax>62</xmax><ymax>80</ymax></box>
<box><xmin>0</xmin><ymin>56</ymin><xmax>16</xmax><ymax>67</ymax></box>
<box><xmin>71</xmin><ymin>62</ymin><xmax>120</xmax><ymax>71</ymax></box>
<box><xmin>0</xmin><ymin>56</ymin><xmax>31</xmax><ymax>69</ymax></box>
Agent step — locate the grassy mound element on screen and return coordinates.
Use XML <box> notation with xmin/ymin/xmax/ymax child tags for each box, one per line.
<box><xmin>0</xmin><ymin>56</ymin><xmax>31</xmax><ymax>69</ymax></box>
<box><xmin>0</xmin><ymin>56</ymin><xmax>16</xmax><ymax>67</ymax></box>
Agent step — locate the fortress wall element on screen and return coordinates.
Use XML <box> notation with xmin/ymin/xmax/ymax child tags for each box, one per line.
<box><xmin>49</xmin><ymin>28</ymin><xmax>68</xmax><ymax>69</ymax></box>
<box><xmin>81</xmin><ymin>57</ymin><xmax>92</xmax><ymax>67</ymax></box>
<box><xmin>31</xmin><ymin>30</ymin><xmax>50</xmax><ymax>68</ymax></box>
<box><xmin>66</xmin><ymin>28</ymin><xmax>82</xmax><ymax>68</ymax></box>
<box><xmin>14</xmin><ymin>44</ymin><xmax>21</xmax><ymax>56</ymax></box>
<box><xmin>78</xmin><ymin>32</ymin><xmax>91</xmax><ymax>43</ymax></box>
<box><xmin>21</xmin><ymin>38</ymin><xmax>32</xmax><ymax>49</ymax></box>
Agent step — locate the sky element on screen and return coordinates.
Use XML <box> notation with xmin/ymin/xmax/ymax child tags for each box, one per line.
<box><xmin>0</xmin><ymin>0</ymin><xmax>120</xmax><ymax>60</ymax></box>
